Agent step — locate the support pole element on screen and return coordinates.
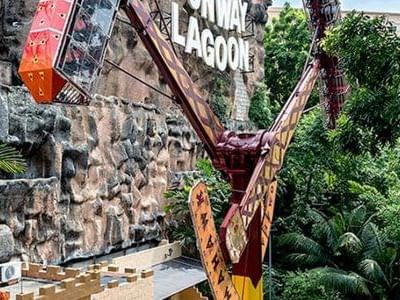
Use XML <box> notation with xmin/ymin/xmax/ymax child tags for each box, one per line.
<box><xmin>232</xmin><ymin>206</ymin><xmax>263</xmax><ymax>299</ymax></box>
<box><xmin>269</xmin><ymin>232</ymin><xmax>272</xmax><ymax>300</ymax></box>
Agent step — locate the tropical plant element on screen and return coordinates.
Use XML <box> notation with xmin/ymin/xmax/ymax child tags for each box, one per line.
<box><xmin>278</xmin><ymin>206</ymin><xmax>400</xmax><ymax>298</ymax></box>
<box><xmin>254</xmin><ymin>5</ymin><xmax>400</xmax><ymax>299</ymax></box>
<box><xmin>322</xmin><ymin>12</ymin><xmax>400</xmax><ymax>152</ymax></box>
<box><xmin>343</xmin><ymin>139</ymin><xmax>400</xmax><ymax>248</ymax></box>
<box><xmin>248</xmin><ymin>84</ymin><xmax>276</xmax><ymax>129</ymax></box>
<box><xmin>274</xmin><ymin>110</ymin><xmax>364</xmax><ymax>235</ymax></box>
<box><xmin>0</xmin><ymin>143</ymin><xmax>26</xmax><ymax>174</ymax></box>
<box><xmin>164</xmin><ymin>159</ymin><xmax>231</xmax><ymax>257</ymax></box>
<box><xmin>209</xmin><ymin>78</ymin><xmax>229</xmax><ymax>125</ymax></box>
<box><xmin>262</xmin><ymin>266</ymin><xmax>286</xmax><ymax>299</ymax></box>
<box><xmin>281</xmin><ymin>270</ymin><xmax>342</xmax><ymax>300</ymax></box>
<box><xmin>263</xmin><ymin>3</ymin><xmax>318</xmax><ymax>115</ymax></box>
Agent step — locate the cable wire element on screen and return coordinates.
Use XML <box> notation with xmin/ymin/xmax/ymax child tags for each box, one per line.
<box><xmin>104</xmin><ymin>59</ymin><xmax>175</xmax><ymax>101</ymax></box>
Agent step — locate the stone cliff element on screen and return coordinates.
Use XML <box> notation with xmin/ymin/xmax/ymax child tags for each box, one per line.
<box><xmin>0</xmin><ymin>86</ymin><xmax>202</xmax><ymax>264</ymax></box>
<box><xmin>0</xmin><ymin>0</ymin><xmax>270</xmax><ymax>264</ymax></box>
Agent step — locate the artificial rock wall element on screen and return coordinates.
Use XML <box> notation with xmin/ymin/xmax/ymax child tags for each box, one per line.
<box><xmin>0</xmin><ymin>0</ymin><xmax>270</xmax><ymax>264</ymax></box>
<box><xmin>0</xmin><ymin>87</ymin><xmax>202</xmax><ymax>264</ymax></box>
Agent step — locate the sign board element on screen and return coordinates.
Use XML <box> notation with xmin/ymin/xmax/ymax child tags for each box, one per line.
<box><xmin>171</xmin><ymin>0</ymin><xmax>250</xmax><ymax>72</ymax></box>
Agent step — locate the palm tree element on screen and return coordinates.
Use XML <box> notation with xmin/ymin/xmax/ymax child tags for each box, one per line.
<box><xmin>0</xmin><ymin>143</ymin><xmax>26</xmax><ymax>174</ymax></box>
<box><xmin>164</xmin><ymin>159</ymin><xmax>231</xmax><ymax>257</ymax></box>
<box><xmin>279</xmin><ymin>206</ymin><xmax>400</xmax><ymax>298</ymax></box>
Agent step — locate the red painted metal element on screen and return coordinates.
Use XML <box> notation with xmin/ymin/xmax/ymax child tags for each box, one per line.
<box><xmin>305</xmin><ymin>0</ymin><xmax>349</xmax><ymax>128</ymax></box>
<box><xmin>18</xmin><ymin>0</ymin><xmax>74</xmax><ymax>103</ymax></box>
<box><xmin>221</xmin><ymin>61</ymin><xmax>320</xmax><ymax>292</ymax></box>
<box><xmin>19</xmin><ymin>0</ymin><xmax>121</xmax><ymax>105</ymax></box>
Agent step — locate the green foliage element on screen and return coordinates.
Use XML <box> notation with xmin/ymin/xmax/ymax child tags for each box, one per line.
<box><xmin>282</xmin><ymin>270</ymin><xmax>342</xmax><ymax>300</ymax></box>
<box><xmin>316</xmin><ymin>268</ymin><xmax>370</xmax><ymax>297</ymax></box>
<box><xmin>248</xmin><ymin>85</ymin><xmax>277</xmax><ymax>129</ymax></box>
<box><xmin>209</xmin><ymin>78</ymin><xmax>229</xmax><ymax>124</ymax></box>
<box><xmin>276</xmin><ymin>111</ymin><xmax>363</xmax><ymax>233</ymax></box>
<box><xmin>263</xmin><ymin>4</ymin><xmax>318</xmax><ymax>114</ymax></box>
<box><xmin>322</xmin><ymin>13</ymin><xmax>400</xmax><ymax>151</ymax></box>
<box><xmin>278</xmin><ymin>207</ymin><xmax>400</xmax><ymax>297</ymax></box>
<box><xmin>257</xmin><ymin>6</ymin><xmax>400</xmax><ymax>299</ymax></box>
<box><xmin>164</xmin><ymin>159</ymin><xmax>231</xmax><ymax>257</ymax></box>
<box><xmin>250</xmin><ymin>4</ymin><xmax>315</xmax><ymax>129</ymax></box>
<box><xmin>344</xmin><ymin>141</ymin><xmax>400</xmax><ymax>247</ymax></box>
<box><xmin>0</xmin><ymin>143</ymin><xmax>26</xmax><ymax>174</ymax></box>
<box><xmin>262</xmin><ymin>267</ymin><xmax>284</xmax><ymax>299</ymax></box>
<box><xmin>322</xmin><ymin>13</ymin><xmax>400</xmax><ymax>90</ymax></box>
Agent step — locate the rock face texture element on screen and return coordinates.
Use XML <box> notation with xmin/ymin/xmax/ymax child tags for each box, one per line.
<box><xmin>0</xmin><ymin>87</ymin><xmax>202</xmax><ymax>263</ymax></box>
<box><xmin>0</xmin><ymin>224</ymin><xmax>14</xmax><ymax>263</ymax></box>
<box><xmin>0</xmin><ymin>0</ymin><xmax>269</xmax><ymax>263</ymax></box>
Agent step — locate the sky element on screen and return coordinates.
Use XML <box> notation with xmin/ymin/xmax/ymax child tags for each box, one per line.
<box><xmin>272</xmin><ymin>0</ymin><xmax>400</xmax><ymax>13</ymax></box>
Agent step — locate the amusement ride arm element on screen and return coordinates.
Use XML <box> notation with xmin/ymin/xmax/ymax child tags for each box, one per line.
<box><xmin>211</xmin><ymin>60</ymin><xmax>320</xmax><ymax>300</ymax></box>
<box><xmin>123</xmin><ymin>0</ymin><xmax>225</xmax><ymax>160</ymax></box>
<box><xmin>225</xmin><ymin>60</ymin><xmax>320</xmax><ymax>259</ymax></box>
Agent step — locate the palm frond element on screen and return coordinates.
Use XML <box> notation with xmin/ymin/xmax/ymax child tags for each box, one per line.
<box><xmin>337</xmin><ymin>232</ymin><xmax>363</xmax><ymax>256</ymax></box>
<box><xmin>330</xmin><ymin>213</ymin><xmax>346</xmax><ymax>236</ymax></box>
<box><xmin>348</xmin><ymin>205</ymin><xmax>367</xmax><ymax>231</ymax></box>
<box><xmin>360</xmin><ymin>222</ymin><xmax>383</xmax><ymax>259</ymax></box>
<box><xmin>309</xmin><ymin>208</ymin><xmax>329</xmax><ymax>222</ymax></box>
<box><xmin>309</xmin><ymin>209</ymin><xmax>338</xmax><ymax>249</ymax></box>
<box><xmin>387</xmin><ymin>248</ymin><xmax>399</xmax><ymax>279</ymax></box>
<box><xmin>359</xmin><ymin>259</ymin><xmax>390</xmax><ymax>287</ymax></box>
<box><xmin>279</xmin><ymin>233</ymin><xmax>331</xmax><ymax>265</ymax></box>
<box><xmin>317</xmin><ymin>267</ymin><xmax>371</xmax><ymax>296</ymax></box>
<box><xmin>286</xmin><ymin>253</ymin><xmax>332</xmax><ymax>267</ymax></box>
<box><xmin>0</xmin><ymin>144</ymin><xmax>26</xmax><ymax>174</ymax></box>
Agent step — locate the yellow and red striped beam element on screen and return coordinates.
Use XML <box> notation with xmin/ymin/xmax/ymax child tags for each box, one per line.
<box><xmin>189</xmin><ymin>182</ymin><xmax>239</xmax><ymax>300</ymax></box>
